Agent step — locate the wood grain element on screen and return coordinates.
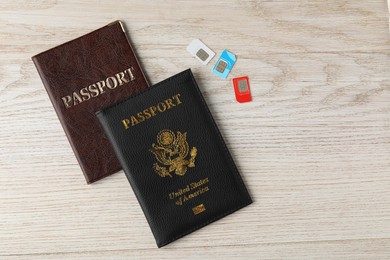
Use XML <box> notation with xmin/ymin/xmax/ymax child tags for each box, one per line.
<box><xmin>1</xmin><ymin>0</ymin><xmax>390</xmax><ymax>259</ymax></box>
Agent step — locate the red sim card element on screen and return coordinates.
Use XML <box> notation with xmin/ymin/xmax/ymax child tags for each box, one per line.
<box><xmin>233</xmin><ymin>76</ymin><xmax>252</xmax><ymax>103</ymax></box>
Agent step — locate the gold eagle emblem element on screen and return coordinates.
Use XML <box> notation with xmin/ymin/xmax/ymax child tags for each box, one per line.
<box><xmin>149</xmin><ymin>129</ymin><xmax>197</xmax><ymax>177</ymax></box>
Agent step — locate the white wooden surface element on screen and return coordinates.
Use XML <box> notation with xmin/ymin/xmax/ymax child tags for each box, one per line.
<box><xmin>1</xmin><ymin>0</ymin><xmax>390</xmax><ymax>259</ymax></box>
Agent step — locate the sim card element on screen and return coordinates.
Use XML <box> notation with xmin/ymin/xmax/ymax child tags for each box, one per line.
<box><xmin>212</xmin><ymin>50</ymin><xmax>236</xmax><ymax>79</ymax></box>
<box><xmin>233</xmin><ymin>76</ymin><xmax>252</xmax><ymax>103</ymax></box>
<box><xmin>186</xmin><ymin>39</ymin><xmax>215</xmax><ymax>65</ymax></box>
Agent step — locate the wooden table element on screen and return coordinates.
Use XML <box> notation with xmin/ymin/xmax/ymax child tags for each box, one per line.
<box><xmin>1</xmin><ymin>1</ymin><xmax>390</xmax><ymax>259</ymax></box>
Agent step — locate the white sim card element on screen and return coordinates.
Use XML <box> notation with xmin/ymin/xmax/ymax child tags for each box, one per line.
<box><xmin>186</xmin><ymin>39</ymin><xmax>215</xmax><ymax>65</ymax></box>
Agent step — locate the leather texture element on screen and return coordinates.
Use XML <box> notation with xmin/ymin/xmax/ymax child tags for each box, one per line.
<box><xmin>96</xmin><ymin>69</ymin><xmax>252</xmax><ymax>247</ymax></box>
<box><xmin>32</xmin><ymin>21</ymin><xmax>149</xmax><ymax>183</ymax></box>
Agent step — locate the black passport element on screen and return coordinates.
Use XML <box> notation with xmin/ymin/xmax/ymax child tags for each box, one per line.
<box><xmin>96</xmin><ymin>69</ymin><xmax>252</xmax><ymax>247</ymax></box>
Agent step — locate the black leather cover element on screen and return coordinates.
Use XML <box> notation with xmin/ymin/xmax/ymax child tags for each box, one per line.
<box><xmin>96</xmin><ymin>69</ymin><xmax>252</xmax><ymax>247</ymax></box>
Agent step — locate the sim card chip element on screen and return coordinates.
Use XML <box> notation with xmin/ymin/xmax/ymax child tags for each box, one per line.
<box><xmin>238</xmin><ymin>79</ymin><xmax>248</xmax><ymax>92</ymax></box>
<box><xmin>196</xmin><ymin>49</ymin><xmax>209</xmax><ymax>61</ymax></box>
<box><xmin>216</xmin><ymin>60</ymin><xmax>228</xmax><ymax>73</ymax></box>
<box><xmin>187</xmin><ymin>39</ymin><xmax>215</xmax><ymax>65</ymax></box>
<box><xmin>233</xmin><ymin>76</ymin><xmax>252</xmax><ymax>103</ymax></box>
<box><xmin>212</xmin><ymin>50</ymin><xmax>236</xmax><ymax>79</ymax></box>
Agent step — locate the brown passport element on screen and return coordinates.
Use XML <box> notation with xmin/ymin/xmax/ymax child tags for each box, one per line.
<box><xmin>32</xmin><ymin>21</ymin><xmax>149</xmax><ymax>183</ymax></box>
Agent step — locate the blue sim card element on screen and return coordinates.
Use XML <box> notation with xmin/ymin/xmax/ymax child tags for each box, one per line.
<box><xmin>212</xmin><ymin>50</ymin><xmax>236</xmax><ymax>79</ymax></box>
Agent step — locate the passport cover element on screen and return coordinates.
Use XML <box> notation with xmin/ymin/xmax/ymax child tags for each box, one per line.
<box><xmin>31</xmin><ymin>21</ymin><xmax>149</xmax><ymax>183</ymax></box>
<box><xmin>96</xmin><ymin>69</ymin><xmax>252</xmax><ymax>247</ymax></box>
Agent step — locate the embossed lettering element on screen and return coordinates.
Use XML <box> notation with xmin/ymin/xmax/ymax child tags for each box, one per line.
<box><xmin>122</xmin><ymin>119</ymin><xmax>131</xmax><ymax>129</ymax></box>
<box><xmin>72</xmin><ymin>92</ymin><xmax>82</xmax><ymax>105</ymax></box>
<box><xmin>80</xmin><ymin>87</ymin><xmax>91</xmax><ymax>101</ymax></box>
<box><xmin>137</xmin><ymin>112</ymin><xmax>145</xmax><ymax>123</ymax></box>
<box><xmin>115</xmin><ymin>72</ymin><xmax>129</xmax><ymax>85</ymax></box>
<box><xmin>127</xmin><ymin>68</ymin><xmax>135</xmax><ymax>81</ymax></box>
<box><xmin>88</xmin><ymin>84</ymin><xmax>100</xmax><ymax>97</ymax></box>
<box><xmin>157</xmin><ymin>102</ymin><xmax>167</xmax><ymax>112</ymax></box>
<box><xmin>106</xmin><ymin>77</ymin><xmax>118</xmax><ymax>89</ymax></box>
<box><xmin>121</xmin><ymin>93</ymin><xmax>183</xmax><ymax>129</ymax></box>
<box><xmin>96</xmin><ymin>81</ymin><xmax>106</xmax><ymax>94</ymax></box>
<box><xmin>143</xmin><ymin>108</ymin><xmax>152</xmax><ymax>119</ymax></box>
<box><xmin>130</xmin><ymin>116</ymin><xmax>139</xmax><ymax>126</ymax></box>
<box><xmin>61</xmin><ymin>96</ymin><xmax>72</xmax><ymax>108</ymax></box>
<box><xmin>172</xmin><ymin>93</ymin><xmax>182</xmax><ymax>104</ymax></box>
<box><xmin>60</xmin><ymin>67</ymin><xmax>136</xmax><ymax>109</ymax></box>
<box><xmin>164</xmin><ymin>98</ymin><xmax>176</xmax><ymax>109</ymax></box>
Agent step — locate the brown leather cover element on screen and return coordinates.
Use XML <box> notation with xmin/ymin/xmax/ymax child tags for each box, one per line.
<box><xmin>32</xmin><ymin>21</ymin><xmax>149</xmax><ymax>183</ymax></box>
